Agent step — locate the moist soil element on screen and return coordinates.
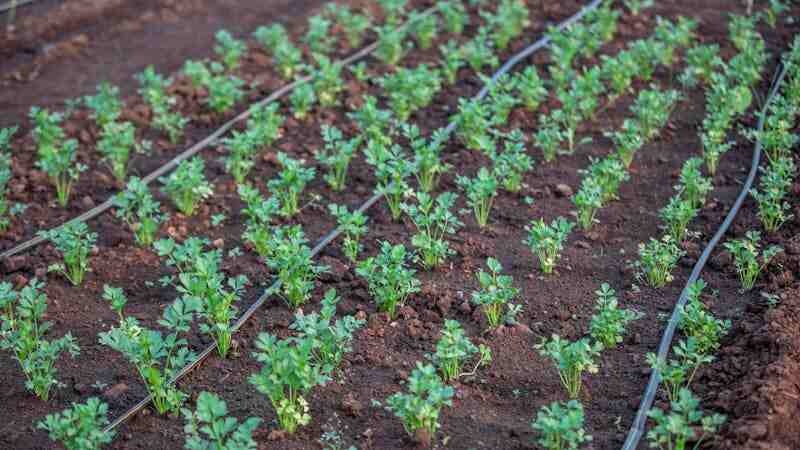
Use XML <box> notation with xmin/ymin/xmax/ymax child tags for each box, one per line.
<box><xmin>1</xmin><ymin>1</ymin><xmax>799</xmax><ymax>449</ymax></box>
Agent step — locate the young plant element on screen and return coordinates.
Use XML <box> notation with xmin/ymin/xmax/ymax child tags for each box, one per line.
<box><xmin>454</xmin><ymin>97</ymin><xmax>494</xmax><ymax>152</ymax></box>
<box><xmin>159</xmin><ymin>156</ymin><xmax>213</xmax><ymax>216</ymax></box>
<box><xmin>536</xmin><ymin>335</ymin><xmax>601</xmax><ymax>399</ymax></box>
<box><xmin>700</xmin><ymin>133</ymin><xmax>733</xmax><ymax>177</ymax></box>
<box><xmin>460</xmin><ymin>31</ymin><xmax>498</xmax><ymax>74</ymax></box>
<box><xmin>385</xmin><ymin>362</ymin><xmax>454</xmax><ymax>447</ymax></box>
<box><xmin>535</xmin><ymin>120</ymin><xmax>565</xmax><ymax>163</ymax></box>
<box><xmin>365</xmin><ymin>143</ymin><xmax>413</xmax><ymax>221</ymax></box>
<box><xmin>572</xmin><ymin>178</ymin><xmax>603</xmax><ymax>231</ymax></box>
<box><xmin>457</xmin><ymin>167</ymin><xmax>498</xmax><ymax>228</ymax></box>
<box><xmin>329</xmin><ymin>5</ymin><xmax>371</xmax><ymax>48</ymax></box>
<box><xmin>374</xmin><ymin>24</ymin><xmax>409</xmax><ymax>66</ymax></box>
<box><xmin>378</xmin><ymin>0</ymin><xmax>407</xmax><ymax>26</ymax></box>
<box><xmin>207</xmin><ymin>70</ymin><xmax>245</xmax><ymax>114</ymax></box>
<box><xmin>723</xmin><ymin>231</ymin><xmax>782</xmax><ymax>290</ymax></box>
<box><xmin>304</xmin><ymin>15</ymin><xmax>334</xmax><ymax>55</ymax></box>
<box><xmin>136</xmin><ymin>65</ymin><xmax>187</xmax><ymax>144</ymax></box>
<box><xmin>439</xmin><ymin>40</ymin><xmax>465</xmax><ymax>85</ymax></box>
<box><xmin>631</xmin><ymin>89</ymin><xmax>680</xmax><ymax>142</ymax></box>
<box><xmin>659</xmin><ymin>196</ymin><xmax>697</xmax><ymax>243</ymax></box>
<box><xmin>438</xmin><ymin>0</ymin><xmax>469</xmax><ymax>35</ymax></box>
<box><xmin>684</xmin><ymin>44</ymin><xmax>722</xmax><ymax>85</ymax></box>
<box><xmin>0</xmin><ymin>127</ymin><xmax>19</xmax><ymax>232</ymax></box>
<box><xmin>624</xmin><ymin>0</ymin><xmax>654</xmax><ymax>15</ymax></box>
<box><xmin>678</xmin><ymin>280</ymin><xmax>730</xmax><ymax>355</ymax></box>
<box><xmin>512</xmin><ymin>67</ymin><xmax>547</xmax><ymax>112</ymax></box>
<box><xmin>638</xmin><ymin>236</ymin><xmax>685</xmax><ymax>288</ymax></box>
<box><xmin>316</xmin><ymin>125</ymin><xmax>360</xmax><ymax>191</ymax></box>
<box><xmin>589</xmin><ymin>283</ymin><xmax>640</xmax><ymax>349</ymax></box>
<box><xmin>267</xmin><ymin>152</ymin><xmax>315</xmax><ymax>217</ymax></box>
<box><xmin>214</xmin><ymin>30</ymin><xmax>247</xmax><ymax>71</ymax></box>
<box><xmin>97</xmin><ymin>121</ymin><xmax>143</xmax><ymax>183</ymax></box>
<box><xmin>289</xmin><ymin>82</ymin><xmax>316</xmax><ymax>120</ymax></box>
<box><xmin>480</xmin><ymin>0</ymin><xmax>530</xmax><ymax>50</ymax></box>
<box><xmin>30</xmin><ymin>107</ymin><xmax>85</xmax><ymax>207</ymax></box>
<box><xmin>99</xmin><ymin>288</ymin><xmax>199</xmax><ymax>415</ymax></box>
<box><xmin>183</xmin><ymin>391</ymin><xmax>261</xmax><ymax>450</ymax></box>
<box><xmin>483</xmin><ymin>73</ymin><xmax>520</xmax><ymax>124</ymax></box>
<box><xmin>582</xmin><ymin>157</ymin><xmax>629</xmax><ymax>203</ymax></box>
<box><xmin>431</xmin><ymin>319</ymin><xmax>491</xmax><ymax>382</ymax></box>
<box><xmin>249</xmin><ymin>333</ymin><xmax>329</xmax><ymax>433</ymax></box>
<box><xmin>265</xmin><ymin>225</ymin><xmax>327</xmax><ymax>309</ymax></box>
<box><xmin>0</xmin><ymin>280</ymin><xmax>80</xmax><ymax>400</ymax></box>
<box><xmin>113</xmin><ymin>177</ymin><xmax>167</xmax><ymax>247</ymax></box>
<box><xmin>377</xmin><ymin>64</ymin><xmax>442</xmax><ymax>121</ymax></box>
<box><xmin>405</xmin><ymin>124</ymin><xmax>450</xmax><ymax>192</ymax></box>
<box><xmin>676</xmin><ymin>157</ymin><xmax>712</xmax><ymax>210</ymax></box>
<box><xmin>329</xmin><ymin>203</ymin><xmax>368</xmax><ymax>262</ymax></box>
<box><xmin>83</xmin><ymin>82</ymin><xmax>122</xmax><ymax>128</ymax></box>
<box><xmin>409</xmin><ymin>10</ymin><xmax>438</xmax><ymax>50</ymax></box>
<box><xmin>646</xmin><ymin>388</ymin><xmax>725</xmax><ymax>450</ymax></box>
<box><xmin>605</xmin><ymin>119</ymin><xmax>644</xmax><ymax>168</ymax></box>
<box><xmin>253</xmin><ymin>25</ymin><xmax>303</xmax><ymax>80</ymax></box>
<box><xmin>348</xmin><ymin>95</ymin><xmax>394</xmax><ymax>147</ymax></box>
<box><xmin>471</xmin><ymin>257</ymin><xmax>521</xmax><ymax>329</ymax></box>
<box><xmin>39</xmin><ymin>222</ymin><xmax>97</xmax><ymax>286</ymax></box>
<box><xmin>401</xmin><ymin>191</ymin><xmax>463</xmax><ymax>269</ymax></box>
<box><xmin>312</xmin><ymin>54</ymin><xmax>345</xmax><ymax>108</ymax></box>
<box><xmin>38</xmin><ymin>398</ymin><xmax>114</xmax><ymax>450</ymax></box>
<box><xmin>531</xmin><ymin>400</ymin><xmax>592</xmax><ymax>450</ymax></box>
<box><xmin>356</xmin><ymin>241</ymin><xmax>420</xmax><ymax>319</ymax></box>
<box><xmin>524</xmin><ymin>217</ymin><xmax>574</xmax><ymax>274</ymax></box>
<box><xmin>289</xmin><ymin>288</ymin><xmax>365</xmax><ymax>374</ymax></box>
<box><xmin>601</xmin><ymin>51</ymin><xmax>638</xmax><ymax>104</ymax></box>
<box><xmin>751</xmin><ymin>157</ymin><xmax>795</xmax><ymax>232</ymax></box>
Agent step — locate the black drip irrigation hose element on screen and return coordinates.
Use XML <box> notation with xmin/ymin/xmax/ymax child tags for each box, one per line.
<box><xmin>621</xmin><ymin>60</ymin><xmax>791</xmax><ymax>450</ymax></box>
<box><xmin>101</xmin><ymin>0</ymin><xmax>605</xmax><ymax>433</ymax></box>
<box><xmin>0</xmin><ymin>5</ymin><xmax>439</xmax><ymax>260</ymax></box>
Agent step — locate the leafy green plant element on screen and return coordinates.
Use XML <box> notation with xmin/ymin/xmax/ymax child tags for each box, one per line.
<box><xmin>409</xmin><ymin>10</ymin><xmax>438</xmax><ymax>49</ymax></box>
<box><xmin>207</xmin><ymin>71</ymin><xmax>245</xmax><ymax>114</ymax></box>
<box><xmin>405</xmin><ymin>124</ymin><xmax>450</xmax><ymax>193</ymax></box>
<box><xmin>481</xmin><ymin>0</ymin><xmax>530</xmax><ymax>50</ymax></box>
<box><xmin>39</xmin><ymin>222</ymin><xmax>97</xmax><ymax>286</ymax></box>
<box><xmin>604</xmin><ymin>119</ymin><xmax>643</xmax><ymax>168</ymax></box>
<box><xmin>385</xmin><ymin>362</ymin><xmax>453</xmax><ymax>446</ymax></box>
<box><xmin>97</xmin><ymin>121</ymin><xmax>143</xmax><ymax>183</ymax></box>
<box><xmin>439</xmin><ymin>0</ymin><xmax>469</xmax><ymax>35</ymax></box>
<box><xmin>631</xmin><ymin>89</ymin><xmax>680</xmax><ymax>142</ymax></box>
<box><xmin>329</xmin><ymin>203</ymin><xmax>368</xmax><ymax>262</ymax></box>
<box><xmin>328</xmin><ymin>4</ymin><xmax>371</xmax><ymax>48</ymax></box>
<box><xmin>159</xmin><ymin>156</ymin><xmax>213</xmax><ymax>215</ymax></box>
<box><xmin>512</xmin><ymin>67</ymin><xmax>547</xmax><ymax>112</ymax></box>
<box><xmin>723</xmin><ymin>231</ymin><xmax>782</xmax><ymax>290</ymax></box>
<box><xmin>431</xmin><ymin>319</ymin><xmax>491</xmax><ymax>382</ymax></box>
<box><xmin>312</xmin><ymin>54</ymin><xmax>345</xmax><ymax>108</ymax></box>
<box><xmin>524</xmin><ymin>217</ymin><xmax>574</xmax><ymax>274</ymax></box>
<box><xmin>684</xmin><ymin>44</ymin><xmax>722</xmax><ymax>85</ymax></box>
<box><xmin>238</xmin><ymin>185</ymin><xmax>278</xmax><ymax>257</ymax></box>
<box><xmin>454</xmin><ymin>97</ymin><xmax>494</xmax><ymax>152</ymax></box>
<box><xmin>99</xmin><ymin>288</ymin><xmax>198</xmax><ymax>414</ymax></box>
<box><xmin>572</xmin><ymin>178</ymin><xmax>603</xmax><ymax>231</ymax></box>
<box><xmin>678</xmin><ymin>280</ymin><xmax>730</xmax><ymax>355</ymax></box>
<box><xmin>676</xmin><ymin>157</ymin><xmax>712</xmax><ymax>210</ymax></box>
<box><xmin>700</xmin><ymin>133</ymin><xmax>733</xmax><ymax>177</ymax></box>
<box><xmin>589</xmin><ymin>283</ymin><xmax>640</xmax><ymax>349</ymax></box>
<box><xmin>267</xmin><ymin>152</ymin><xmax>315</xmax><ymax>218</ymax></box>
<box><xmin>751</xmin><ymin>157</ymin><xmax>795</xmax><ymax>232</ymax></box>
<box><xmin>30</xmin><ymin>107</ymin><xmax>85</xmax><ymax>207</ymax></box>
<box><xmin>315</xmin><ymin>125</ymin><xmax>360</xmax><ymax>191</ymax></box>
<box><xmin>38</xmin><ymin>397</ymin><xmax>114</xmax><ymax>450</ymax></box>
<box><xmin>265</xmin><ymin>225</ymin><xmax>327</xmax><ymax>309</ymax></box>
<box><xmin>304</xmin><ymin>15</ymin><xmax>334</xmax><ymax>55</ymax></box>
<box><xmin>460</xmin><ymin>30</ymin><xmax>498</xmax><ymax>74</ymax></box>
<box><xmin>582</xmin><ymin>157</ymin><xmax>629</xmax><ymax>203</ymax></box>
<box><xmin>377</xmin><ymin>64</ymin><xmax>442</xmax><ymax>121</ymax></box>
<box><xmin>0</xmin><ymin>126</ymin><xmax>19</xmax><ymax>231</ymax></box>
<box><xmin>83</xmin><ymin>82</ymin><xmax>122</xmax><ymax>128</ymax></box>
<box><xmin>378</xmin><ymin>0</ymin><xmax>407</xmax><ymax>26</ymax></box>
<box><xmin>183</xmin><ymin>60</ymin><xmax>213</xmax><ymax>89</ymax></box>
<box><xmin>365</xmin><ymin>142</ymin><xmax>413</xmax><ymax>221</ymax></box>
<box><xmin>214</xmin><ymin>30</ymin><xmax>247</xmax><ymax>71</ymax></box>
<box><xmin>113</xmin><ymin>177</ymin><xmax>167</xmax><ymax>247</ymax></box>
<box><xmin>471</xmin><ymin>257</ymin><xmax>520</xmax><ymax>329</ymax></box>
<box><xmin>659</xmin><ymin>196</ymin><xmax>697</xmax><ymax>243</ymax></box>
<box><xmin>624</xmin><ymin>0</ymin><xmax>653</xmax><ymax>15</ymax></box>
<box><xmin>249</xmin><ymin>332</ymin><xmax>329</xmax><ymax>433</ymax></box>
<box><xmin>646</xmin><ymin>388</ymin><xmax>725</xmax><ymax>450</ymax></box>
<box><xmin>401</xmin><ymin>191</ymin><xmax>463</xmax><ymax>269</ymax></box>
<box><xmin>536</xmin><ymin>335</ymin><xmax>601</xmax><ymax>399</ymax></box>
<box><xmin>491</xmin><ymin>131</ymin><xmax>533</xmax><ymax>192</ymax></box>
<box><xmin>374</xmin><ymin>24</ymin><xmax>409</xmax><ymax>66</ymax></box>
<box><xmin>638</xmin><ymin>236</ymin><xmax>685</xmax><ymax>288</ymax></box>
<box><xmin>289</xmin><ymin>288</ymin><xmax>365</xmax><ymax>374</ymax></box>
<box><xmin>356</xmin><ymin>241</ymin><xmax>420</xmax><ymax>319</ymax></box>
<box><xmin>483</xmin><ymin>73</ymin><xmax>520</xmax><ymax>124</ymax></box>
<box><xmin>535</xmin><ymin>120</ymin><xmax>565</xmax><ymax>163</ymax></box>
<box><xmin>0</xmin><ymin>279</ymin><xmax>80</xmax><ymax>400</ymax></box>
<box><xmin>439</xmin><ymin>40</ymin><xmax>465</xmax><ymax>85</ymax></box>
<box><xmin>531</xmin><ymin>400</ymin><xmax>592</xmax><ymax>450</ymax></box>
<box><xmin>348</xmin><ymin>95</ymin><xmax>395</xmax><ymax>147</ymax></box>
<box><xmin>136</xmin><ymin>66</ymin><xmax>187</xmax><ymax>144</ymax></box>
<box><xmin>254</xmin><ymin>25</ymin><xmax>304</xmax><ymax>79</ymax></box>
<box><xmin>289</xmin><ymin>82</ymin><xmax>316</xmax><ymax>120</ymax></box>
<box><xmin>183</xmin><ymin>391</ymin><xmax>261</xmax><ymax>450</ymax></box>
<box><xmin>601</xmin><ymin>51</ymin><xmax>638</xmax><ymax>104</ymax></box>
<box><xmin>457</xmin><ymin>167</ymin><xmax>498</xmax><ymax>228</ymax></box>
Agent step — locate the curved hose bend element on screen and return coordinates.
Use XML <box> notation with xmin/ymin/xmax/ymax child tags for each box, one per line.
<box><xmin>102</xmin><ymin>0</ymin><xmax>604</xmax><ymax>433</ymax></box>
<box><xmin>622</xmin><ymin>60</ymin><xmax>791</xmax><ymax>450</ymax></box>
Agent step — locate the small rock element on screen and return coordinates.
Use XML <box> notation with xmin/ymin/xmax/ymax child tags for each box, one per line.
<box><xmin>103</xmin><ymin>383</ymin><xmax>128</xmax><ymax>399</ymax></box>
<box><xmin>341</xmin><ymin>393</ymin><xmax>363</xmax><ymax>417</ymax></box>
<box><xmin>81</xmin><ymin>195</ymin><xmax>95</xmax><ymax>209</ymax></box>
<box><xmin>267</xmin><ymin>430</ymin><xmax>287</xmax><ymax>441</ymax></box>
<box><xmin>212</xmin><ymin>238</ymin><xmax>224</xmax><ymax>249</ymax></box>
<box><xmin>554</xmin><ymin>183</ymin><xmax>573</xmax><ymax>198</ymax></box>
<box><xmin>575</xmin><ymin>240</ymin><xmax>590</xmax><ymax>249</ymax></box>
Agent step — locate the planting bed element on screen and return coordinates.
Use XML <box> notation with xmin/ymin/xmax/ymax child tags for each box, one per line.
<box><xmin>1</xmin><ymin>0</ymin><xmax>800</xmax><ymax>449</ymax></box>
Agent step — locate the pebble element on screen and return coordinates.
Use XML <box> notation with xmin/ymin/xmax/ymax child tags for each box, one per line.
<box><xmin>554</xmin><ymin>183</ymin><xmax>573</xmax><ymax>197</ymax></box>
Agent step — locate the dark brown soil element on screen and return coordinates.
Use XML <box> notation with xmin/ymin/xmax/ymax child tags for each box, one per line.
<box><xmin>1</xmin><ymin>1</ymin><xmax>799</xmax><ymax>449</ymax></box>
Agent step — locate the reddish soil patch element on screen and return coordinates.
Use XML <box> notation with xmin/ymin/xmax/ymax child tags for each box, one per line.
<box><xmin>1</xmin><ymin>1</ymin><xmax>799</xmax><ymax>450</ymax></box>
